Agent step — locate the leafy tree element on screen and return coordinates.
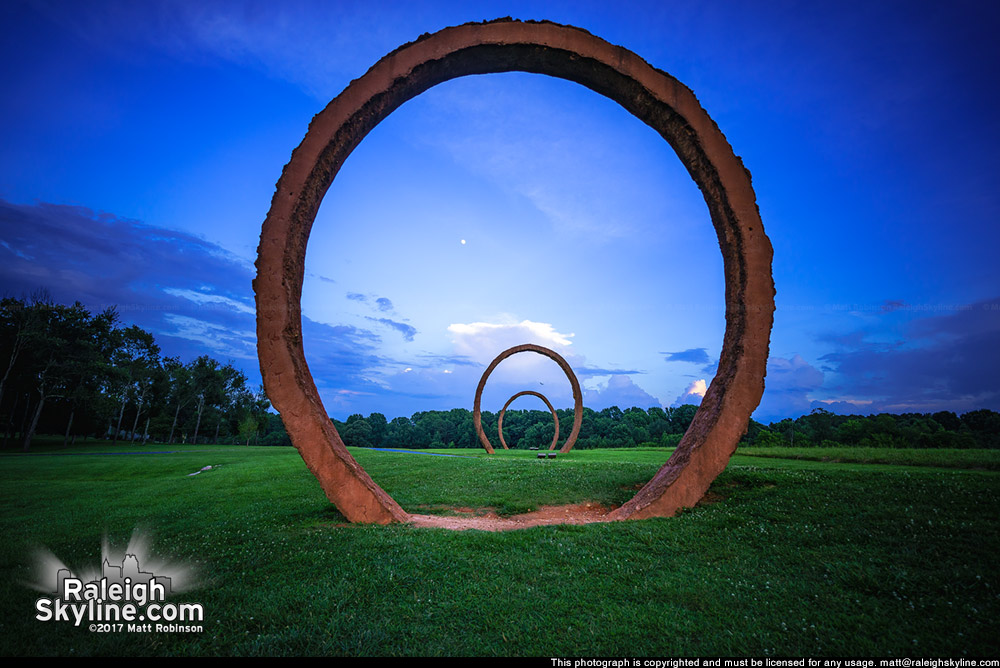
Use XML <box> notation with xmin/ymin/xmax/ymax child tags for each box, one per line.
<box><xmin>601</xmin><ymin>406</ymin><xmax>623</xmax><ymax>422</ymax></box>
<box><xmin>163</xmin><ymin>357</ymin><xmax>197</xmax><ymax>444</ymax></box>
<box><xmin>108</xmin><ymin>325</ymin><xmax>160</xmax><ymax>446</ymax></box>
<box><xmin>60</xmin><ymin>305</ymin><xmax>118</xmax><ymax>445</ymax></box>
<box><xmin>932</xmin><ymin>410</ymin><xmax>961</xmax><ymax>431</ymax></box>
<box><xmin>342</xmin><ymin>414</ymin><xmax>373</xmax><ymax>448</ymax></box>
<box><xmin>20</xmin><ymin>300</ymin><xmax>107</xmax><ymax>450</ymax></box>
<box><xmin>670</xmin><ymin>404</ymin><xmax>699</xmax><ymax>434</ymax></box>
<box><xmin>0</xmin><ymin>295</ymin><xmax>45</xmax><ymax>411</ymax></box>
<box><xmin>238</xmin><ymin>413</ymin><xmax>259</xmax><ymax>446</ymax></box>
<box><xmin>368</xmin><ymin>412</ymin><xmax>388</xmax><ymax>448</ymax></box>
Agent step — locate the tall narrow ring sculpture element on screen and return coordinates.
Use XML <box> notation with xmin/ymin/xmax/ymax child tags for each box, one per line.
<box><xmin>254</xmin><ymin>18</ymin><xmax>775</xmax><ymax>524</ymax></box>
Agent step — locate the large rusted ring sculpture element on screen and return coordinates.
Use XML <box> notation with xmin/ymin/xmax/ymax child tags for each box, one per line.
<box><xmin>497</xmin><ymin>391</ymin><xmax>561</xmax><ymax>451</ymax></box>
<box><xmin>473</xmin><ymin>344</ymin><xmax>583</xmax><ymax>454</ymax></box>
<box><xmin>254</xmin><ymin>18</ymin><xmax>774</xmax><ymax>524</ymax></box>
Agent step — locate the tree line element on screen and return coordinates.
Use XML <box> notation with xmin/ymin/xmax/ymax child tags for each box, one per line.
<box><xmin>330</xmin><ymin>403</ymin><xmax>701</xmax><ymax>451</ymax></box>
<box><xmin>746</xmin><ymin>406</ymin><xmax>999</xmax><ymax>449</ymax></box>
<box><xmin>1</xmin><ymin>294</ymin><xmax>270</xmax><ymax>450</ymax></box>
<box><xmin>330</xmin><ymin>404</ymin><xmax>1000</xmax><ymax>451</ymax></box>
<box><xmin>8</xmin><ymin>295</ymin><xmax>997</xmax><ymax>452</ymax></box>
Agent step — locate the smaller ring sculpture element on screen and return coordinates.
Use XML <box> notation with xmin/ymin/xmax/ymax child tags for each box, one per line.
<box><xmin>497</xmin><ymin>391</ymin><xmax>561</xmax><ymax>451</ymax></box>
<box><xmin>473</xmin><ymin>343</ymin><xmax>583</xmax><ymax>454</ymax></box>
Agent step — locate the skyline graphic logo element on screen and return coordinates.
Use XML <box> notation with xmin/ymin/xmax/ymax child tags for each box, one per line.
<box><xmin>28</xmin><ymin>529</ymin><xmax>204</xmax><ymax>634</ymax></box>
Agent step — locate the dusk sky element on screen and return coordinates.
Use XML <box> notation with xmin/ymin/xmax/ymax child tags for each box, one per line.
<box><xmin>1</xmin><ymin>0</ymin><xmax>998</xmax><ymax>422</ymax></box>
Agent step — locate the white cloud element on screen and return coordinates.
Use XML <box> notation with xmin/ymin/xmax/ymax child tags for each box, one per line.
<box><xmin>447</xmin><ymin>320</ymin><xmax>574</xmax><ymax>361</ymax></box>
<box><xmin>374</xmin><ymin>318</ymin><xmax>579</xmax><ymax>410</ymax></box>
<box><xmin>585</xmin><ymin>375</ymin><xmax>663</xmax><ymax>410</ymax></box>
<box><xmin>672</xmin><ymin>379</ymin><xmax>708</xmax><ymax>406</ymax></box>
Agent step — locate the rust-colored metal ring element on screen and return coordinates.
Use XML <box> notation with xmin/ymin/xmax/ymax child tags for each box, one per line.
<box><xmin>497</xmin><ymin>391</ymin><xmax>561</xmax><ymax>452</ymax></box>
<box><xmin>254</xmin><ymin>18</ymin><xmax>774</xmax><ymax>524</ymax></box>
<box><xmin>473</xmin><ymin>344</ymin><xmax>583</xmax><ymax>454</ymax></box>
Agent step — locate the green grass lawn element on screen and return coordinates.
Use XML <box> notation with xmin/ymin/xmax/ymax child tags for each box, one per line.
<box><xmin>1</xmin><ymin>440</ymin><xmax>997</xmax><ymax>656</ymax></box>
<box><xmin>737</xmin><ymin>445</ymin><xmax>1000</xmax><ymax>470</ymax></box>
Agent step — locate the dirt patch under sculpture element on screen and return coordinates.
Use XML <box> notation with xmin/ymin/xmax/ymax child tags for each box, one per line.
<box><xmin>254</xmin><ymin>18</ymin><xmax>775</xmax><ymax>525</ymax></box>
<box><xmin>409</xmin><ymin>503</ymin><xmax>613</xmax><ymax>531</ymax></box>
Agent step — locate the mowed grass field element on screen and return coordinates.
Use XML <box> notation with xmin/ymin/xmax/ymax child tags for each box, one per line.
<box><xmin>1</xmin><ymin>440</ymin><xmax>998</xmax><ymax>656</ymax></box>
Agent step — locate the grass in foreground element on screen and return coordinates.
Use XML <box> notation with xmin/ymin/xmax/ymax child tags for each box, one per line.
<box><xmin>737</xmin><ymin>446</ymin><xmax>1000</xmax><ymax>470</ymax></box>
<box><xmin>0</xmin><ymin>442</ymin><xmax>997</xmax><ymax>656</ymax></box>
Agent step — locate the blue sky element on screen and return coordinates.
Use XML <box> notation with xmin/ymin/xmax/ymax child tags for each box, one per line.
<box><xmin>1</xmin><ymin>0</ymin><xmax>998</xmax><ymax>422</ymax></box>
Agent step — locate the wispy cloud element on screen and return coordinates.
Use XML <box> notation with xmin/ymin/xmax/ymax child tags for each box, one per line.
<box><xmin>29</xmin><ymin>1</ymin><xmax>408</xmax><ymax>101</ymax></box>
<box><xmin>661</xmin><ymin>348</ymin><xmax>711</xmax><ymax>364</ymax></box>
<box><xmin>366</xmin><ymin>317</ymin><xmax>416</xmax><ymax>342</ymax></box>
<box><xmin>160</xmin><ymin>314</ymin><xmax>256</xmax><ymax>360</ymax></box>
<box><xmin>575</xmin><ymin>365</ymin><xmax>643</xmax><ymax>377</ymax></box>
<box><xmin>163</xmin><ymin>288</ymin><xmax>254</xmax><ymax>315</ymax></box>
<box><xmin>413</xmin><ymin>353</ymin><xmax>480</xmax><ymax>368</ymax></box>
<box><xmin>408</xmin><ymin>74</ymin><xmax>704</xmax><ymax>243</ymax></box>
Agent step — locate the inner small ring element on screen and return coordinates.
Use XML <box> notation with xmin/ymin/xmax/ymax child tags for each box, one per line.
<box><xmin>497</xmin><ymin>390</ymin><xmax>561</xmax><ymax>451</ymax></box>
